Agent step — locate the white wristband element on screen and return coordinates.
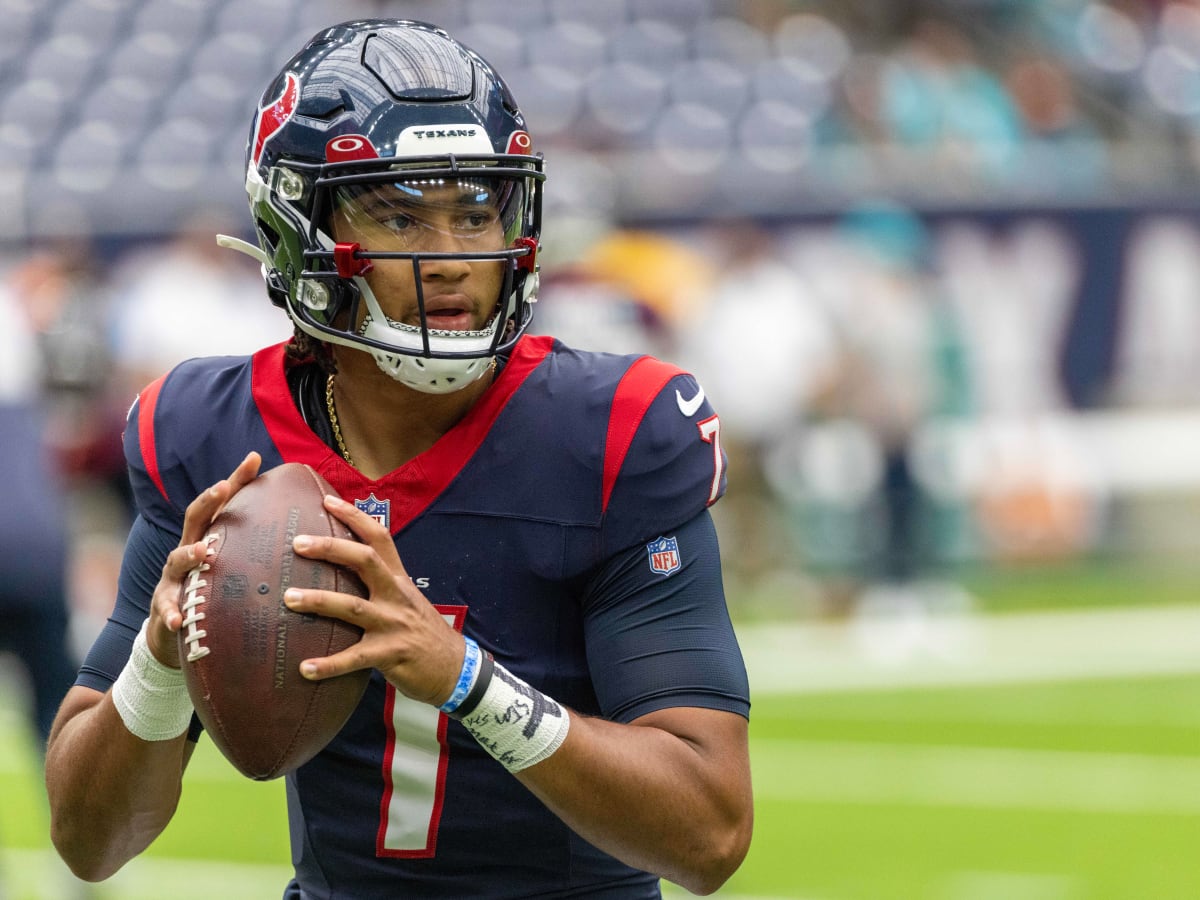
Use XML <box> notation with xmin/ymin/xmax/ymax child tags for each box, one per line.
<box><xmin>460</xmin><ymin>664</ymin><xmax>570</xmax><ymax>773</ymax></box>
<box><xmin>111</xmin><ymin>620</ymin><xmax>194</xmax><ymax>742</ymax></box>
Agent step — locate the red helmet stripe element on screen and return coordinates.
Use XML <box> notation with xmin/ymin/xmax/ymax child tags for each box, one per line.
<box><xmin>252</xmin><ymin>73</ymin><xmax>299</xmax><ymax>167</ymax></box>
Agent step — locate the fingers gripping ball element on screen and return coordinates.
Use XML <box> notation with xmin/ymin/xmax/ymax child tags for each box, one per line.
<box><xmin>178</xmin><ymin>463</ymin><xmax>370</xmax><ymax>780</ymax></box>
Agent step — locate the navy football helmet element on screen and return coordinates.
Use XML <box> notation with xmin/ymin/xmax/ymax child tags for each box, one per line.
<box><xmin>224</xmin><ymin>19</ymin><xmax>544</xmax><ymax>393</ymax></box>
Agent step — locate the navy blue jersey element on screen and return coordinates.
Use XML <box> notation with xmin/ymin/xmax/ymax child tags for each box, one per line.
<box><xmin>78</xmin><ymin>334</ymin><xmax>750</xmax><ymax>899</ymax></box>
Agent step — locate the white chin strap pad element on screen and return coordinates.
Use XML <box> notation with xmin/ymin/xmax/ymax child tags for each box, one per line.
<box><xmin>372</xmin><ymin>351</ymin><xmax>493</xmax><ymax>394</ymax></box>
<box><xmin>353</xmin><ymin>275</ymin><xmax>501</xmax><ymax>394</ymax></box>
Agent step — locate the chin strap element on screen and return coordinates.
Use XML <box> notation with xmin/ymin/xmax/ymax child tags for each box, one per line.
<box><xmin>216</xmin><ymin>234</ymin><xmax>291</xmax><ymax>309</ymax></box>
<box><xmin>215</xmin><ymin>233</ymin><xmax>272</xmax><ymax>267</ymax></box>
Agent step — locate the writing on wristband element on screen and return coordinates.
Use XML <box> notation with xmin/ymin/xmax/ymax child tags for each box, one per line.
<box><xmin>460</xmin><ymin>664</ymin><xmax>570</xmax><ymax>773</ymax></box>
<box><xmin>111</xmin><ymin>620</ymin><xmax>194</xmax><ymax>742</ymax></box>
<box><xmin>439</xmin><ymin>636</ymin><xmax>482</xmax><ymax>715</ymax></box>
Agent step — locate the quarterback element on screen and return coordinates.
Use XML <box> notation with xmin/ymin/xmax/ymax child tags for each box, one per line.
<box><xmin>44</xmin><ymin>19</ymin><xmax>753</xmax><ymax>898</ymax></box>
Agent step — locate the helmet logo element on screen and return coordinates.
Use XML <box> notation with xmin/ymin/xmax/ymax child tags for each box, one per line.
<box><xmin>251</xmin><ymin>73</ymin><xmax>299</xmax><ymax>168</ymax></box>
<box><xmin>507</xmin><ymin>131</ymin><xmax>533</xmax><ymax>155</ymax></box>
<box><xmin>326</xmin><ymin>135</ymin><xmax>380</xmax><ymax>162</ymax></box>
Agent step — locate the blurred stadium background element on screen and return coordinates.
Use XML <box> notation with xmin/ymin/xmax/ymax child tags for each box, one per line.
<box><xmin>2</xmin><ymin>0</ymin><xmax>1199</xmax><ymax>898</ymax></box>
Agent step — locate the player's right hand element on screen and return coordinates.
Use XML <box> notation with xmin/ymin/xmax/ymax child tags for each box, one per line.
<box><xmin>145</xmin><ymin>451</ymin><xmax>262</xmax><ymax>668</ymax></box>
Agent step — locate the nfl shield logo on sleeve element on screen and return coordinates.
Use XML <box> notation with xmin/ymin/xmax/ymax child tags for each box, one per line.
<box><xmin>355</xmin><ymin>493</ymin><xmax>390</xmax><ymax>530</ymax></box>
<box><xmin>646</xmin><ymin>536</ymin><xmax>681</xmax><ymax>576</ymax></box>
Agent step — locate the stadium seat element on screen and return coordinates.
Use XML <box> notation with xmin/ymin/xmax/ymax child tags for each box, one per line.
<box><xmin>667</xmin><ymin>57</ymin><xmax>749</xmax><ymax>117</ymax></box>
<box><xmin>547</xmin><ymin>0</ymin><xmax>629</xmax><ymax>29</ymax></box>
<box><xmin>103</xmin><ymin>31</ymin><xmax>191</xmax><ymax>85</ymax></box>
<box><xmin>737</xmin><ymin>99</ymin><xmax>815</xmax><ymax>173</ymax></box>
<box><xmin>0</xmin><ymin>78</ymin><xmax>67</xmax><ymax>149</ymax></box>
<box><xmin>751</xmin><ymin>56</ymin><xmax>832</xmax><ymax>118</ymax></box>
<box><xmin>213</xmin><ymin>0</ymin><xmax>301</xmax><ymax>41</ymax></box>
<box><xmin>584</xmin><ymin>62</ymin><xmax>668</xmax><ymax>145</ymax></box>
<box><xmin>137</xmin><ymin>116</ymin><xmax>221</xmax><ymax>192</ymax></box>
<box><xmin>131</xmin><ymin>0</ymin><xmax>215</xmax><ymax>43</ymax></box>
<box><xmin>503</xmin><ymin>64</ymin><xmax>584</xmax><ymax>138</ymax></box>
<box><xmin>164</xmin><ymin>71</ymin><xmax>249</xmax><ymax>139</ymax></box>
<box><xmin>187</xmin><ymin>31</ymin><xmax>277</xmax><ymax>93</ymax></box>
<box><xmin>609</xmin><ymin>20</ymin><xmax>689</xmax><ymax>71</ymax></box>
<box><xmin>0</xmin><ymin>78</ymin><xmax>66</xmax><ymax>168</ymax></box>
<box><xmin>626</xmin><ymin>0</ymin><xmax>711</xmax><ymax>30</ymax></box>
<box><xmin>50</xmin><ymin>0</ymin><xmax>132</xmax><ymax>47</ymax></box>
<box><xmin>653</xmin><ymin>101</ymin><xmax>733</xmax><ymax>177</ymax></box>
<box><xmin>525</xmin><ymin>22</ymin><xmax>608</xmax><ymax>76</ymax></box>
<box><xmin>691</xmin><ymin>16</ymin><xmax>769</xmax><ymax>68</ymax></box>
<box><xmin>51</xmin><ymin>120</ymin><xmax>126</xmax><ymax>190</ymax></box>
<box><xmin>772</xmin><ymin>12</ymin><xmax>851</xmax><ymax>79</ymax></box>
<box><xmin>22</xmin><ymin>33</ymin><xmax>103</xmax><ymax>98</ymax></box>
<box><xmin>454</xmin><ymin>22</ymin><xmax>528</xmax><ymax>75</ymax></box>
<box><xmin>464</xmin><ymin>0</ymin><xmax>546</xmax><ymax>30</ymax></box>
<box><xmin>76</xmin><ymin>74</ymin><xmax>159</xmax><ymax>143</ymax></box>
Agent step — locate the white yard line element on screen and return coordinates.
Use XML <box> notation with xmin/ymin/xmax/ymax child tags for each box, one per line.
<box><xmin>752</xmin><ymin>738</ymin><xmax>1200</xmax><ymax>815</ymax></box>
<box><xmin>737</xmin><ymin>604</ymin><xmax>1200</xmax><ymax>694</ymax></box>
<box><xmin>0</xmin><ymin>848</ymin><xmax>293</xmax><ymax>900</ymax></box>
<box><xmin>2</xmin><ymin>606</ymin><xmax>1198</xmax><ymax>900</ymax></box>
<box><xmin>0</xmin><ymin>847</ymin><xmax>799</xmax><ymax>900</ymax></box>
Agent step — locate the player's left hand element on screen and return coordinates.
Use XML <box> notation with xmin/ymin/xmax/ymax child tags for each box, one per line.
<box><xmin>284</xmin><ymin>494</ymin><xmax>464</xmax><ymax>708</ymax></box>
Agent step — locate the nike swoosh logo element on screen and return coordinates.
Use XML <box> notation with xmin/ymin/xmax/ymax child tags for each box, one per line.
<box><xmin>675</xmin><ymin>384</ymin><xmax>705</xmax><ymax>417</ymax></box>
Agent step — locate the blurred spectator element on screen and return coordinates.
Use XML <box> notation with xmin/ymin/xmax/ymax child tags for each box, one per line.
<box><xmin>760</xmin><ymin>202</ymin><xmax>975</xmax><ymax>613</ymax></box>
<box><xmin>76</xmin><ymin>213</ymin><xmax>293</xmax><ymax>650</ymax></box>
<box><xmin>534</xmin><ymin>264</ymin><xmax>674</xmax><ymax>360</ymax></box>
<box><xmin>109</xmin><ymin>209</ymin><xmax>292</xmax><ymax>395</ymax></box>
<box><xmin>680</xmin><ymin>218</ymin><xmax>840</xmax><ymax>449</ymax></box>
<box><xmin>0</xmin><ymin>251</ymin><xmax>81</xmax><ymax>752</ymax></box>
<box><xmin>937</xmin><ymin>218</ymin><xmax>1105</xmax><ymax>562</ymax></box>
<box><xmin>876</xmin><ymin>18</ymin><xmax>1023</xmax><ymax>185</ymax></box>
<box><xmin>12</xmin><ymin>240</ymin><xmax>125</xmax><ymax>498</ymax></box>
<box><xmin>1004</xmin><ymin>52</ymin><xmax>1110</xmax><ymax>194</ymax></box>
<box><xmin>677</xmin><ymin>218</ymin><xmax>842</xmax><ymax>597</ymax></box>
<box><xmin>4</xmin><ymin>242</ymin><xmax>130</xmax><ymax>658</ymax></box>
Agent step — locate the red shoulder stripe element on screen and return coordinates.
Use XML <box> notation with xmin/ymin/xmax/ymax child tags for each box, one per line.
<box><xmin>137</xmin><ymin>373</ymin><xmax>169</xmax><ymax>503</ymax></box>
<box><xmin>602</xmin><ymin>356</ymin><xmax>683</xmax><ymax>515</ymax></box>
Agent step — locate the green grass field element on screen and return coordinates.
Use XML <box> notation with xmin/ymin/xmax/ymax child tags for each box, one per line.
<box><xmin>2</xmin><ymin>566</ymin><xmax>1197</xmax><ymax>899</ymax></box>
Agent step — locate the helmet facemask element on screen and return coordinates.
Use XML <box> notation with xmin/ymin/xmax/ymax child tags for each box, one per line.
<box><xmin>277</xmin><ymin>157</ymin><xmax>541</xmax><ymax>393</ymax></box>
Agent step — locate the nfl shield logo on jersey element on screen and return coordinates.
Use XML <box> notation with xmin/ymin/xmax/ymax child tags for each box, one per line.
<box><xmin>646</xmin><ymin>536</ymin><xmax>681</xmax><ymax>576</ymax></box>
<box><xmin>355</xmin><ymin>493</ymin><xmax>390</xmax><ymax>530</ymax></box>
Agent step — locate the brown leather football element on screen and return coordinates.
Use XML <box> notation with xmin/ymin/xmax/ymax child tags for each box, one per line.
<box><xmin>178</xmin><ymin>462</ymin><xmax>370</xmax><ymax>780</ymax></box>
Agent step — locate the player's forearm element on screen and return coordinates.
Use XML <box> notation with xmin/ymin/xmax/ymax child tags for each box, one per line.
<box><xmin>45</xmin><ymin>690</ymin><xmax>189</xmax><ymax>882</ymax></box>
<box><xmin>514</xmin><ymin>709</ymin><xmax>753</xmax><ymax>896</ymax></box>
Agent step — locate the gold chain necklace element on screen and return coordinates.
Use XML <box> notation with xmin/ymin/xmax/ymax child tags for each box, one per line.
<box><xmin>325</xmin><ymin>359</ymin><xmax>498</xmax><ymax>466</ymax></box>
<box><xmin>325</xmin><ymin>373</ymin><xmax>354</xmax><ymax>466</ymax></box>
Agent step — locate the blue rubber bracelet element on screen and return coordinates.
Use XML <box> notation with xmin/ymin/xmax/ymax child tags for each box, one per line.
<box><xmin>439</xmin><ymin>637</ymin><xmax>481</xmax><ymax>715</ymax></box>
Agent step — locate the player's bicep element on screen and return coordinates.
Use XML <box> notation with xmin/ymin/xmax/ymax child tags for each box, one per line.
<box><xmin>581</xmin><ymin>510</ymin><xmax>749</xmax><ymax>724</ymax></box>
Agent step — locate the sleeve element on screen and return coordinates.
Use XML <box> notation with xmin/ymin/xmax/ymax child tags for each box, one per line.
<box><xmin>581</xmin><ymin>509</ymin><xmax>750</xmax><ymax>723</ymax></box>
<box><xmin>598</xmin><ymin>360</ymin><xmax>727</xmax><ymax>558</ymax></box>
<box><xmin>121</xmin><ymin>353</ymin><xmax>271</xmax><ymax>537</ymax></box>
<box><xmin>75</xmin><ymin>514</ymin><xmax>204</xmax><ymax>740</ymax></box>
<box><xmin>123</xmin><ymin>373</ymin><xmax>188</xmax><ymax>536</ymax></box>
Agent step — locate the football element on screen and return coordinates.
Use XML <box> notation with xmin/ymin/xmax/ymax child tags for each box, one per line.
<box><xmin>178</xmin><ymin>462</ymin><xmax>371</xmax><ymax>780</ymax></box>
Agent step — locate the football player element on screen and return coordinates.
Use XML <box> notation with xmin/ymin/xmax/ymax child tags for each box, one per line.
<box><xmin>44</xmin><ymin>19</ymin><xmax>752</xmax><ymax>898</ymax></box>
